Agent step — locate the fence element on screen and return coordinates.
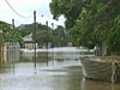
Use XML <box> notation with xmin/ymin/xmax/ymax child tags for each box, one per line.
<box><xmin>0</xmin><ymin>46</ymin><xmax>4</xmax><ymax>63</ymax></box>
<box><xmin>4</xmin><ymin>42</ymin><xmax>20</xmax><ymax>63</ymax></box>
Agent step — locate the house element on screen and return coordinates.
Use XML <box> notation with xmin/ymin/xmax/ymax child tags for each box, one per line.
<box><xmin>22</xmin><ymin>33</ymin><xmax>38</xmax><ymax>49</ymax></box>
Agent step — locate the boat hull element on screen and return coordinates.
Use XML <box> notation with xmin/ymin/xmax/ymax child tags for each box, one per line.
<box><xmin>80</xmin><ymin>57</ymin><xmax>120</xmax><ymax>83</ymax></box>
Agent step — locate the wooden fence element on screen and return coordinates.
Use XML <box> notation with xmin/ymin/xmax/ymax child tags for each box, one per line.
<box><xmin>0</xmin><ymin>46</ymin><xmax>4</xmax><ymax>63</ymax></box>
<box><xmin>0</xmin><ymin>42</ymin><xmax>20</xmax><ymax>63</ymax></box>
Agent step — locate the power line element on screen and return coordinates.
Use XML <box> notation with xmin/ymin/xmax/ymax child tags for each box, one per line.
<box><xmin>5</xmin><ymin>0</ymin><xmax>32</xmax><ymax>18</ymax></box>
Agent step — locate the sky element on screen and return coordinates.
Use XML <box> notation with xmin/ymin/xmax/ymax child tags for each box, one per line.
<box><xmin>0</xmin><ymin>0</ymin><xmax>65</xmax><ymax>28</ymax></box>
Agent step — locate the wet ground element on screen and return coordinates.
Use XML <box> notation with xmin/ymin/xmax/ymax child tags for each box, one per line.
<box><xmin>1</xmin><ymin>60</ymin><xmax>120</xmax><ymax>90</ymax></box>
<box><xmin>0</xmin><ymin>60</ymin><xmax>83</xmax><ymax>90</ymax></box>
<box><xmin>0</xmin><ymin>47</ymin><xmax>120</xmax><ymax>90</ymax></box>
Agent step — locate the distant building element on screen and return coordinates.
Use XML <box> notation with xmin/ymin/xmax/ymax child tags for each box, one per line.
<box><xmin>67</xmin><ymin>42</ymin><xmax>73</xmax><ymax>46</ymax></box>
<box><xmin>22</xmin><ymin>33</ymin><xmax>38</xmax><ymax>49</ymax></box>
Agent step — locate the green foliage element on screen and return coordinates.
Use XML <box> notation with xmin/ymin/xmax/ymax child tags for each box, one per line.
<box><xmin>50</xmin><ymin>0</ymin><xmax>83</xmax><ymax>28</ymax></box>
<box><xmin>18</xmin><ymin>23</ymin><xmax>69</xmax><ymax>47</ymax></box>
<box><xmin>0</xmin><ymin>21</ymin><xmax>23</xmax><ymax>44</ymax></box>
<box><xmin>50</xmin><ymin>0</ymin><xmax>120</xmax><ymax>51</ymax></box>
<box><xmin>17</xmin><ymin>24</ymin><xmax>34</xmax><ymax>37</ymax></box>
<box><xmin>54</xmin><ymin>25</ymin><xmax>67</xmax><ymax>46</ymax></box>
<box><xmin>18</xmin><ymin>23</ymin><xmax>52</xmax><ymax>37</ymax></box>
<box><xmin>36</xmin><ymin>30</ymin><xmax>50</xmax><ymax>44</ymax></box>
<box><xmin>107</xmin><ymin>15</ymin><xmax>120</xmax><ymax>55</ymax></box>
<box><xmin>0</xmin><ymin>32</ymin><xmax>4</xmax><ymax>46</ymax></box>
<box><xmin>69</xmin><ymin>21</ymin><xmax>95</xmax><ymax>48</ymax></box>
<box><xmin>69</xmin><ymin>22</ymin><xmax>85</xmax><ymax>46</ymax></box>
<box><xmin>36</xmin><ymin>25</ymin><xmax>68</xmax><ymax>47</ymax></box>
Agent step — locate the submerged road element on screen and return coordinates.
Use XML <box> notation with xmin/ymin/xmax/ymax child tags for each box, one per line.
<box><xmin>1</xmin><ymin>60</ymin><xmax>120</xmax><ymax>90</ymax></box>
<box><xmin>0</xmin><ymin>60</ymin><xmax>83</xmax><ymax>90</ymax></box>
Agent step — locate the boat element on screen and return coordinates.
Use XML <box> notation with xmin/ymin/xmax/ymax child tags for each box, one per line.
<box><xmin>80</xmin><ymin>56</ymin><xmax>120</xmax><ymax>83</ymax></box>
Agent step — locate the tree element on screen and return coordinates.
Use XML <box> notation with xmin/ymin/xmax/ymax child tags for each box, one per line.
<box><xmin>17</xmin><ymin>24</ymin><xmax>34</xmax><ymax>37</ymax></box>
<box><xmin>0</xmin><ymin>31</ymin><xmax>4</xmax><ymax>46</ymax></box>
<box><xmin>0</xmin><ymin>21</ymin><xmax>23</xmax><ymax>44</ymax></box>
<box><xmin>53</xmin><ymin>25</ymin><xmax>67</xmax><ymax>46</ymax></box>
<box><xmin>18</xmin><ymin>23</ymin><xmax>69</xmax><ymax>47</ymax></box>
<box><xmin>50</xmin><ymin>0</ymin><xmax>120</xmax><ymax>55</ymax></box>
<box><xmin>50</xmin><ymin>0</ymin><xmax>83</xmax><ymax>29</ymax></box>
<box><xmin>107</xmin><ymin>15</ymin><xmax>120</xmax><ymax>55</ymax></box>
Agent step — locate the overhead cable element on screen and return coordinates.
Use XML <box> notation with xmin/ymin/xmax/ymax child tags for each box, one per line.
<box><xmin>5</xmin><ymin>0</ymin><xmax>32</xmax><ymax>18</ymax></box>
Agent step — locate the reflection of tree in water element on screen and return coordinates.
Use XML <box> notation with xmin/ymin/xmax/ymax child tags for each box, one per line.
<box><xmin>56</xmin><ymin>58</ymin><xmax>64</xmax><ymax>62</ymax></box>
<box><xmin>54</xmin><ymin>51</ymin><xmax>81</xmax><ymax>60</ymax></box>
<box><xmin>20</xmin><ymin>52</ymin><xmax>52</xmax><ymax>63</ymax></box>
<box><xmin>0</xmin><ymin>62</ymin><xmax>12</xmax><ymax>73</ymax></box>
<box><xmin>81</xmin><ymin>78</ymin><xmax>120</xmax><ymax>90</ymax></box>
<box><xmin>60</xmin><ymin>66</ymin><xmax>83</xmax><ymax>90</ymax></box>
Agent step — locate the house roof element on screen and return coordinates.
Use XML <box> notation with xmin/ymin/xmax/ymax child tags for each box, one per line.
<box><xmin>23</xmin><ymin>33</ymin><xmax>33</xmax><ymax>41</ymax></box>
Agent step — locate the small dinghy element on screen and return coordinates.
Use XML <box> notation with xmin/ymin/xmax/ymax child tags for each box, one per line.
<box><xmin>80</xmin><ymin>56</ymin><xmax>120</xmax><ymax>83</ymax></box>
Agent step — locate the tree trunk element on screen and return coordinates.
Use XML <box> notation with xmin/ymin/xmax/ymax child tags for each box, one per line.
<box><xmin>102</xmin><ymin>41</ymin><xmax>107</xmax><ymax>56</ymax></box>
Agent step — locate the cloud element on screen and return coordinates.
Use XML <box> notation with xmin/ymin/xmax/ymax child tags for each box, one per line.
<box><xmin>0</xmin><ymin>0</ymin><xmax>65</xmax><ymax>28</ymax></box>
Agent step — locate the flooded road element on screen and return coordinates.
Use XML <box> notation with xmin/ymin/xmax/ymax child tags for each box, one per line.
<box><xmin>0</xmin><ymin>61</ymin><xmax>82</xmax><ymax>90</ymax></box>
<box><xmin>0</xmin><ymin>47</ymin><xmax>120</xmax><ymax>90</ymax></box>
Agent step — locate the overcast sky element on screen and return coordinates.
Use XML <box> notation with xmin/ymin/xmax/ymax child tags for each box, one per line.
<box><xmin>0</xmin><ymin>0</ymin><xmax>65</xmax><ymax>28</ymax></box>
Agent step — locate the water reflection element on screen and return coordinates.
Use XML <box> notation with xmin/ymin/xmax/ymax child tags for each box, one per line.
<box><xmin>81</xmin><ymin>78</ymin><xmax>120</xmax><ymax>90</ymax></box>
<box><xmin>0</xmin><ymin>47</ymin><xmax>120</xmax><ymax>90</ymax></box>
<box><xmin>20</xmin><ymin>47</ymin><xmax>95</xmax><ymax>62</ymax></box>
<box><xmin>0</xmin><ymin>62</ymin><xmax>82</xmax><ymax>90</ymax></box>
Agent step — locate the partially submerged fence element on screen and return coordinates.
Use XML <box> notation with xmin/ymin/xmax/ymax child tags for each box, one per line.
<box><xmin>6</xmin><ymin>42</ymin><xmax>20</xmax><ymax>63</ymax></box>
<box><xmin>0</xmin><ymin>42</ymin><xmax>20</xmax><ymax>63</ymax></box>
<box><xmin>0</xmin><ymin>46</ymin><xmax>4</xmax><ymax>63</ymax></box>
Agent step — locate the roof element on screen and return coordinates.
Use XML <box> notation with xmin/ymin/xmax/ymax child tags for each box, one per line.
<box><xmin>23</xmin><ymin>33</ymin><xmax>32</xmax><ymax>42</ymax></box>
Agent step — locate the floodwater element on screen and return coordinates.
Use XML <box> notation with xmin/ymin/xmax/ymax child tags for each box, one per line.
<box><xmin>0</xmin><ymin>47</ymin><xmax>120</xmax><ymax>90</ymax></box>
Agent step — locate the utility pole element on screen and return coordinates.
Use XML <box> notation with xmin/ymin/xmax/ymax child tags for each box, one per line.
<box><xmin>46</xmin><ymin>21</ymin><xmax>48</xmax><ymax>66</ymax></box>
<box><xmin>12</xmin><ymin>19</ymin><xmax>15</xmax><ymax>73</ymax></box>
<box><xmin>34</xmin><ymin>10</ymin><xmax>36</xmax><ymax>69</ymax></box>
<box><xmin>51</xmin><ymin>23</ymin><xmax>54</xmax><ymax>48</ymax></box>
<box><xmin>46</xmin><ymin>21</ymin><xmax>48</xmax><ymax>49</ymax></box>
<box><xmin>12</xmin><ymin>19</ymin><xmax>15</xmax><ymax>28</ymax></box>
<box><xmin>51</xmin><ymin>23</ymin><xmax>54</xmax><ymax>66</ymax></box>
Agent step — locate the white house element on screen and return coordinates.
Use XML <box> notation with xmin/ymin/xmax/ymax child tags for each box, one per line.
<box><xmin>23</xmin><ymin>33</ymin><xmax>38</xmax><ymax>49</ymax></box>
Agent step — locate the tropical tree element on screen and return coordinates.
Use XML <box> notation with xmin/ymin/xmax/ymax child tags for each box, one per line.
<box><xmin>36</xmin><ymin>29</ymin><xmax>53</xmax><ymax>46</ymax></box>
<box><xmin>18</xmin><ymin>23</ymin><xmax>69</xmax><ymax>47</ymax></box>
<box><xmin>0</xmin><ymin>21</ymin><xmax>23</xmax><ymax>44</ymax></box>
<box><xmin>53</xmin><ymin>25</ymin><xmax>67</xmax><ymax>46</ymax></box>
<box><xmin>50</xmin><ymin>0</ymin><xmax>120</xmax><ymax>55</ymax></box>
<box><xmin>49</xmin><ymin>0</ymin><xmax>82</xmax><ymax>29</ymax></box>
<box><xmin>0</xmin><ymin>30</ymin><xmax>4</xmax><ymax>46</ymax></box>
<box><xmin>107</xmin><ymin>15</ymin><xmax>120</xmax><ymax>55</ymax></box>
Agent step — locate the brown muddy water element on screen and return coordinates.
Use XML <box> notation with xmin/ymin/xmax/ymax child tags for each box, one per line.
<box><xmin>0</xmin><ymin>48</ymin><xmax>120</xmax><ymax>90</ymax></box>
